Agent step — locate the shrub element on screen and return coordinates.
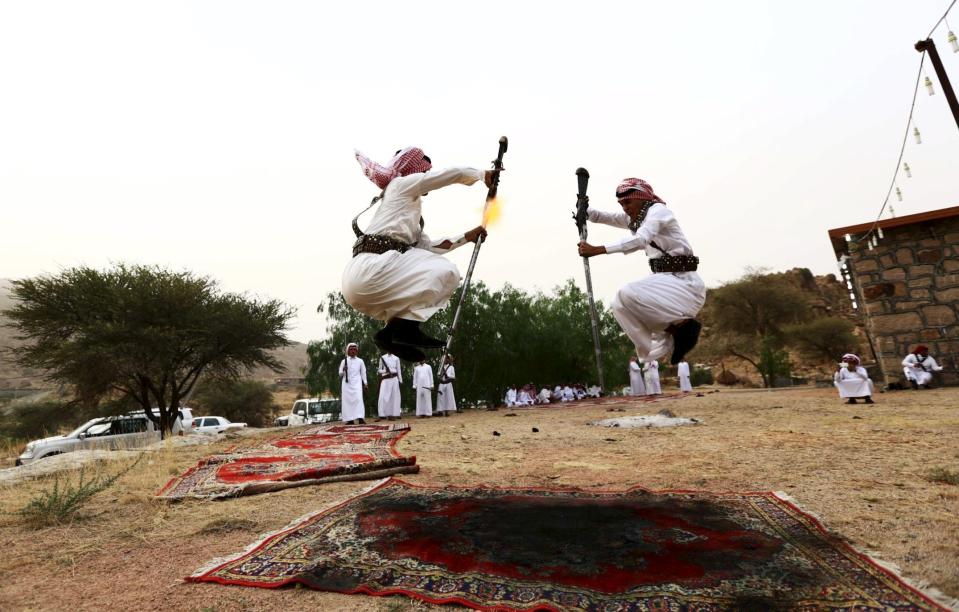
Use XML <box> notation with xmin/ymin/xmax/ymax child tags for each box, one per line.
<box><xmin>0</xmin><ymin>401</ymin><xmax>83</xmax><ymax>442</ymax></box>
<box><xmin>715</xmin><ymin>370</ymin><xmax>739</xmax><ymax>385</ymax></box>
<box><xmin>15</xmin><ymin>455</ymin><xmax>142</xmax><ymax>527</ymax></box>
<box><xmin>690</xmin><ymin>367</ymin><xmax>713</xmax><ymax>387</ymax></box>
<box><xmin>192</xmin><ymin>379</ymin><xmax>278</xmax><ymax>427</ymax></box>
<box><xmin>926</xmin><ymin>467</ymin><xmax>959</xmax><ymax>485</ymax></box>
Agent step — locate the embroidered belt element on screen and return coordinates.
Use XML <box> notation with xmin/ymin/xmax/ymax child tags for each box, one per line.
<box><xmin>352</xmin><ymin>234</ymin><xmax>413</xmax><ymax>257</ymax></box>
<box><xmin>380</xmin><ymin>373</ymin><xmax>398</xmax><ymax>379</ymax></box>
<box><xmin>649</xmin><ymin>255</ymin><xmax>700</xmax><ymax>273</ymax></box>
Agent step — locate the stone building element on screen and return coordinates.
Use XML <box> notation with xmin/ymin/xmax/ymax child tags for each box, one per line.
<box><xmin>827</xmin><ymin>205</ymin><xmax>958</xmax><ymax>387</ymax></box>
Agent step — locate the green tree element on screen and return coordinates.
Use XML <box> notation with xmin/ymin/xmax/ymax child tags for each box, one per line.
<box><xmin>306</xmin><ymin>279</ymin><xmax>635</xmax><ymax>410</ymax></box>
<box><xmin>3</xmin><ymin>265</ymin><xmax>293</xmax><ymax>437</ymax></box>
<box><xmin>784</xmin><ymin>317</ymin><xmax>861</xmax><ymax>364</ymax></box>
<box><xmin>192</xmin><ymin>379</ymin><xmax>279</xmax><ymax>427</ymax></box>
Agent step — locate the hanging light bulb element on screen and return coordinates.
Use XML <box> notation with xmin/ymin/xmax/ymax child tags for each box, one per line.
<box><xmin>903</xmin><ymin>162</ymin><xmax>912</xmax><ymax>178</ymax></box>
<box><xmin>844</xmin><ymin>233</ymin><xmax>852</xmax><ymax>242</ymax></box>
<box><xmin>895</xmin><ymin>186</ymin><xmax>903</xmax><ymax>201</ymax></box>
<box><xmin>925</xmin><ymin>75</ymin><xmax>935</xmax><ymax>95</ymax></box>
<box><xmin>877</xmin><ymin>227</ymin><xmax>884</xmax><ymax>239</ymax></box>
<box><xmin>914</xmin><ymin>126</ymin><xmax>922</xmax><ymax>144</ymax></box>
<box><xmin>889</xmin><ymin>203</ymin><xmax>896</xmax><ymax>217</ymax></box>
<box><xmin>949</xmin><ymin>30</ymin><xmax>958</xmax><ymax>53</ymax></box>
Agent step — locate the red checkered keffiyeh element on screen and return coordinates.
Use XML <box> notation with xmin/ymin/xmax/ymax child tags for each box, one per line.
<box><xmin>355</xmin><ymin>147</ymin><xmax>432</xmax><ymax>189</ymax></box>
<box><xmin>841</xmin><ymin>353</ymin><xmax>860</xmax><ymax>364</ymax></box>
<box><xmin>616</xmin><ymin>178</ymin><xmax>665</xmax><ymax>204</ymax></box>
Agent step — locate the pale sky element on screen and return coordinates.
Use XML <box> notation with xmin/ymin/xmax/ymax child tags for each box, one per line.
<box><xmin>2</xmin><ymin>1</ymin><xmax>958</xmax><ymax>343</ymax></box>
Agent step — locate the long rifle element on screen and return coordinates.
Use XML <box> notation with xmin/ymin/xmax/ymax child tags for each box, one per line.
<box><xmin>439</xmin><ymin>137</ymin><xmax>508</xmax><ymax>376</ymax></box>
<box><xmin>574</xmin><ymin>167</ymin><xmax>606</xmax><ymax>394</ymax></box>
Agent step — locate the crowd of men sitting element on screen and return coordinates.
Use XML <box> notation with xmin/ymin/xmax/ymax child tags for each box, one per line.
<box><xmin>504</xmin><ymin>383</ymin><xmax>602</xmax><ymax>407</ymax></box>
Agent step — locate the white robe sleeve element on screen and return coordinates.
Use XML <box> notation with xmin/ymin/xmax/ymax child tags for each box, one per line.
<box><xmin>605</xmin><ymin>204</ymin><xmax>672</xmax><ymax>255</ymax></box>
<box><xmin>360</xmin><ymin>359</ymin><xmax>367</xmax><ymax>385</ymax></box>
<box><xmin>588</xmin><ymin>208</ymin><xmax>629</xmax><ymax>229</ymax></box>
<box><xmin>415</xmin><ymin>230</ymin><xmax>469</xmax><ymax>254</ymax></box>
<box><xmin>396</xmin><ymin>166</ymin><xmax>484</xmax><ymax>196</ymax></box>
<box><xmin>338</xmin><ymin>359</ymin><xmax>346</xmax><ymax>378</ymax></box>
<box><xmin>397</xmin><ymin>359</ymin><xmax>403</xmax><ymax>383</ymax></box>
<box><xmin>926</xmin><ymin>357</ymin><xmax>943</xmax><ymax>372</ymax></box>
<box><xmin>447</xmin><ymin>365</ymin><xmax>455</xmax><ymax>381</ymax></box>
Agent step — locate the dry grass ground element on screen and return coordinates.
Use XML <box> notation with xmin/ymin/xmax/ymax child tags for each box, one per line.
<box><xmin>0</xmin><ymin>386</ymin><xmax>957</xmax><ymax>611</ymax></box>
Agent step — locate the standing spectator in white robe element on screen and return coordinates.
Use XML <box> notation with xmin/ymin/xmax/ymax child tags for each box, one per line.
<box><xmin>646</xmin><ymin>360</ymin><xmax>662</xmax><ymax>395</ymax></box>
<box><xmin>629</xmin><ymin>357</ymin><xmax>647</xmax><ymax>396</ymax></box>
<box><xmin>834</xmin><ymin>353</ymin><xmax>874</xmax><ymax>404</ymax></box>
<box><xmin>902</xmin><ymin>345</ymin><xmax>944</xmax><ymax>389</ymax></box>
<box><xmin>376</xmin><ymin>350</ymin><xmax>402</xmax><ymax>420</ymax></box>
<box><xmin>343</xmin><ymin>147</ymin><xmax>494</xmax><ymax>363</ymax></box>
<box><xmin>536</xmin><ymin>387</ymin><xmax>552</xmax><ymax>404</ymax></box>
<box><xmin>677</xmin><ymin>359</ymin><xmax>693</xmax><ymax>392</ymax></box>
<box><xmin>578</xmin><ymin>178</ymin><xmax>705</xmax><ymax>365</ymax></box>
<box><xmin>505</xmin><ymin>386</ymin><xmax>518</xmax><ymax>407</ymax></box>
<box><xmin>339</xmin><ymin>343</ymin><xmax>368</xmax><ymax>424</ymax></box>
<box><xmin>412</xmin><ymin>361</ymin><xmax>434</xmax><ymax>417</ymax></box>
<box><xmin>436</xmin><ymin>356</ymin><xmax>456</xmax><ymax>416</ymax></box>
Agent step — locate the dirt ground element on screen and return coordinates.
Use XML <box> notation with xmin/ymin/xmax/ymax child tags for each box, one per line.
<box><xmin>1</xmin><ymin>386</ymin><xmax>957</xmax><ymax>611</ymax></box>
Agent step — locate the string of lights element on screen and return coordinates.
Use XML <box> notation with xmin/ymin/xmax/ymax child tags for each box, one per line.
<box><xmin>846</xmin><ymin>0</ymin><xmax>958</xmax><ymax>249</ymax></box>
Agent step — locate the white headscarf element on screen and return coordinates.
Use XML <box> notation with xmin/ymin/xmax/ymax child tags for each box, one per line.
<box><xmin>345</xmin><ymin>342</ymin><xmax>358</xmax><ymax>356</ymax></box>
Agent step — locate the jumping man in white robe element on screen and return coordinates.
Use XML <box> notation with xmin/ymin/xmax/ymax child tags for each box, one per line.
<box><xmin>677</xmin><ymin>359</ymin><xmax>693</xmax><ymax>392</ymax></box>
<box><xmin>339</xmin><ymin>342</ymin><xmax>368</xmax><ymax>424</ymax></box>
<box><xmin>377</xmin><ymin>350</ymin><xmax>402</xmax><ymax>420</ymax></box>
<box><xmin>578</xmin><ymin>178</ymin><xmax>705</xmax><ymax>365</ymax></box>
<box><xmin>902</xmin><ymin>345</ymin><xmax>944</xmax><ymax>389</ymax></box>
<box><xmin>629</xmin><ymin>356</ymin><xmax>647</xmax><ymax>396</ymax></box>
<box><xmin>834</xmin><ymin>353</ymin><xmax>874</xmax><ymax>404</ymax></box>
<box><xmin>412</xmin><ymin>360</ymin><xmax>434</xmax><ymax>417</ymax></box>
<box><xmin>436</xmin><ymin>355</ymin><xmax>456</xmax><ymax>416</ymax></box>
<box><xmin>646</xmin><ymin>360</ymin><xmax>662</xmax><ymax>395</ymax></box>
<box><xmin>344</xmin><ymin>147</ymin><xmax>494</xmax><ymax>363</ymax></box>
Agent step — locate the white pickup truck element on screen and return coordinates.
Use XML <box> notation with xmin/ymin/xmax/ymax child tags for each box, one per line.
<box><xmin>273</xmin><ymin>398</ymin><xmax>341</xmax><ymax>427</ymax></box>
<box><xmin>16</xmin><ymin>408</ymin><xmax>193</xmax><ymax>466</ymax></box>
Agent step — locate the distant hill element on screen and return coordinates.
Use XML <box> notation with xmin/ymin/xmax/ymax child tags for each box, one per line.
<box><xmin>0</xmin><ymin>279</ymin><xmax>307</xmax><ymax>390</ymax></box>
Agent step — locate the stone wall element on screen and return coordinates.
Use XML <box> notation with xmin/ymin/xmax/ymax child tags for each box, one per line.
<box><xmin>849</xmin><ymin>216</ymin><xmax>959</xmax><ymax>386</ymax></box>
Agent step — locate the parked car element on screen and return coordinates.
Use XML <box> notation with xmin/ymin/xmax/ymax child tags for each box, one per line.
<box><xmin>191</xmin><ymin>416</ymin><xmax>247</xmax><ymax>434</ymax></box>
<box><xmin>16</xmin><ymin>407</ymin><xmax>194</xmax><ymax>466</ymax></box>
<box><xmin>273</xmin><ymin>398</ymin><xmax>341</xmax><ymax>426</ymax></box>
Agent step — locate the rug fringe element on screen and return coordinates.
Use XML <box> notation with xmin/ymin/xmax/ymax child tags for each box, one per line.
<box><xmin>773</xmin><ymin>491</ymin><xmax>958</xmax><ymax>611</ymax></box>
<box><xmin>187</xmin><ymin>477</ymin><xmax>392</xmax><ymax>580</ymax></box>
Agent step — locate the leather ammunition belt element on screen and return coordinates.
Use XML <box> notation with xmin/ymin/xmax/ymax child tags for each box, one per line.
<box><xmin>380</xmin><ymin>373</ymin><xmax>398</xmax><ymax>379</ymax></box>
<box><xmin>649</xmin><ymin>255</ymin><xmax>700</xmax><ymax>273</ymax></box>
<box><xmin>353</xmin><ymin>234</ymin><xmax>414</xmax><ymax>257</ymax></box>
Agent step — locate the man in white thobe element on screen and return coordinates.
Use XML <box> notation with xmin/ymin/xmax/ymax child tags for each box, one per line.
<box><xmin>436</xmin><ymin>356</ymin><xmax>456</xmax><ymax>416</ymax></box>
<box><xmin>629</xmin><ymin>357</ymin><xmax>647</xmax><ymax>396</ymax></box>
<box><xmin>505</xmin><ymin>386</ymin><xmax>518</xmax><ymax>407</ymax></box>
<box><xmin>412</xmin><ymin>361</ymin><xmax>434</xmax><ymax>417</ymax></box>
<box><xmin>517</xmin><ymin>387</ymin><xmax>533</xmax><ymax>406</ymax></box>
<box><xmin>561</xmin><ymin>385</ymin><xmax>575</xmax><ymax>402</ymax></box>
<box><xmin>677</xmin><ymin>359</ymin><xmax>693</xmax><ymax>392</ymax></box>
<box><xmin>344</xmin><ymin>147</ymin><xmax>493</xmax><ymax>363</ymax></box>
<box><xmin>834</xmin><ymin>353</ymin><xmax>874</xmax><ymax>404</ymax></box>
<box><xmin>552</xmin><ymin>385</ymin><xmax>563</xmax><ymax>402</ymax></box>
<box><xmin>646</xmin><ymin>360</ymin><xmax>662</xmax><ymax>395</ymax></box>
<box><xmin>339</xmin><ymin>342</ymin><xmax>368</xmax><ymax>424</ymax></box>
<box><xmin>536</xmin><ymin>387</ymin><xmax>552</xmax><ymax>404</ymax></box>
<box><xmin>377</xmin><ymin>350</ymin><xmax>402</xmax><ymax>420</ymax></box>
<box><xmin>578</xmin><ymin>178</ymin><xmax>705</xmax><ymax>365</ymax></box>
<box><xmin>902</xmin><ymin>345</ymin><xmax>944</xmax><ymax>389</ymax></box>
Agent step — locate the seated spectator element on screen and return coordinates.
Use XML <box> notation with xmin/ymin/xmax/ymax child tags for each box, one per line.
<box><xmin>902</xmin><ymin>345</ymin><xmax>944</xmax><ymax>389</ymax></box>
<box><xmin>536</xmin><ymin>386</ymin><xmax>552</xmax><ymax>404</ymax></box>
<box><xmin>586</xmin><ymin>384</ymin><xmax>602</xmax><ymax>398</ymax></box>
<box><xmin>561</xmin><ymin>384</ymin><xmax>574</xmax><ymax>402</ymax></box>
<box><xmin>833</xmin><ymin>353</ymin><xmax>874</xmax><ymax>405</ymax></box>
<box><xmin>552</xmin><ymin>385</ymin><xmax>563</xmax><ymax>401</ymax></box>
<box><xmin>573</xmin><ymin>384</ymin><xmax>586</xmax><ymax>401</ymax></box>
<box><xmin>516</xmin><ymin>386</ymin><xmax>533</xmax><ymax>406</ymax></box>
<box><xmin>504</xmin><ymin>385</ymin><xmax>517</xmax><ymax>407</ymax></box>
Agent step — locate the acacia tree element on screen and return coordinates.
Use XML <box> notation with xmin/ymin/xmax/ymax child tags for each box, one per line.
<box><xmin>702</xmin><ymin>269</ymin><xmax>810</xmax><ymax>387</ymax></box>
<box><xmin>3</xmin><ymin>265</ymin><xmax>293</xmax><ymax>437</ymax></box>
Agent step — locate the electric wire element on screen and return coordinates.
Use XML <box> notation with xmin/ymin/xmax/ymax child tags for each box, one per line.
<box><xmin>927</xmin><ymin>0</ymin><xmax>957</xmax><ymax>38</ymax></box>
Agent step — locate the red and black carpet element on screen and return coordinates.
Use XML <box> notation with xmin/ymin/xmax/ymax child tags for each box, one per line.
<box><xmin>189</xmin><ymin>478</ymin><xmax>945</xmax><ymax>611</ymax></box>
<box><xmin>157</xmin><ymin>423</ymin><xmax>418</xmax><ymax>501</ymax></box>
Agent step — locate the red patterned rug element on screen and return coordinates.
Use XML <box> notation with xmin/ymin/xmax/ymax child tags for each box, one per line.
<box><xmin>157</xmin><ymin>424</ymin><xmax>418</xmax><ymax>501</ymax></box>
<box><xmin>189</xmin><ymin>478</ymin><xmax>946</xmax><ymax>611</ymax></box>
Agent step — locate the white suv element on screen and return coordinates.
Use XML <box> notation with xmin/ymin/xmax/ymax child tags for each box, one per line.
<box><xmin>16</xmin><ymin>408</ymin><xmax>193</xmax><ymax>466</ymax></box>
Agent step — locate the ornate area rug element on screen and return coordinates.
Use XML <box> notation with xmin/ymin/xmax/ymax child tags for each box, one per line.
<box><xmin>157</xmin><ymin>424</ymin><xmax>418</xmax><ymax>501</ymax></box>
<box><xmin>189</xmin><ymin>478</ymin><xmax>946</xmax><ymax>611</ymax></box>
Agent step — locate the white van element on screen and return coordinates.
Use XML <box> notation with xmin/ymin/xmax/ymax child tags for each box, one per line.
<box><xmin>16</xmin><ymin>407</ymin><xmax>193</xmax><ymax>466</ymax></box>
